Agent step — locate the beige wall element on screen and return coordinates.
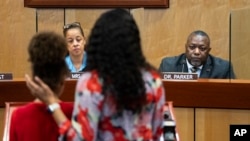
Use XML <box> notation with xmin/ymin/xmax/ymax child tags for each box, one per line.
<box><xmin>1</xmin><ymin>0</ymin><xmax>250</xmax><ymax>78</ymax></box>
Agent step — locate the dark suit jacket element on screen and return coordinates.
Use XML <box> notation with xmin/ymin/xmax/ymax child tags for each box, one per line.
<box><xmin>159</xmin><ymin>53</ymin><xmax>236</xmax><ymax>79</ymax></box>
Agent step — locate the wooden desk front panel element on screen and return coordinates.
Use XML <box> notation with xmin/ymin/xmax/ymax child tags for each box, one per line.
<box><xmin>163</xmin><ymin>79</ymin><xmax>250</xmax><ymax>109</ymax></box>
<box><xmin>0</xmin><ymin>79</ymin><xmax>76</xmax><ymax>107</ymax></box>
<box><xmin>196</xmin><ymin>108</ymin><xmax>250</xmax><ymax>141</ymax></box>
<box><xmin>1</xmin><ymin>79</ymin><xmax>250</xmax><ymax>141</ymax></box>
<box><xmin>174</xmin><ymin>108</ymin><xmax>194</xmax><ymax>141</ymax></box>
<box><xmin>0</xmin><ymin>108</ymin><xmax>5</xmax><ymax>141</ymax></box>
<box><xmin>2</xmin><ymin>79</ymin><xmax>250</xmax><ymax>109</ymax></box>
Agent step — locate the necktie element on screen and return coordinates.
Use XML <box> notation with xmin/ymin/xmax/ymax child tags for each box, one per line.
<box><xmin>191</xmin><ymin>67</ymin><xmax>198</xmax><ymax>73</ymax></box>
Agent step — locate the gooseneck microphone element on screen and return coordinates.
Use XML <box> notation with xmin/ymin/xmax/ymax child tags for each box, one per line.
<box><xmin>181</xmin><ymin>60</ymin><xmax>186</xmax><ymax>73</ymax></box>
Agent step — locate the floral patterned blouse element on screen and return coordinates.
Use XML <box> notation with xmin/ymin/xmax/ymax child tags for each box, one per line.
<box><xmin>59</xmin><ymin>69</ymin><xmax>165</xmax><ymax>141</ymax></box>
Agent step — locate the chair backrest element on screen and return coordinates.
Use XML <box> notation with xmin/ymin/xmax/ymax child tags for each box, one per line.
<box><xmin>2</xmin><ymin>102</ymin><xmax>28</xmax><ymax>141</ymax></box>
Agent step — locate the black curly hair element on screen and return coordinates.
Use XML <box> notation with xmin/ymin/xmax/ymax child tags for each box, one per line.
<box><xmin>28</xmin><ymin>31</ymin><xmax>69</xmax><ymax>94</ymax></box>
<box><xmin>85</xmin><ymin>9</ymin><xmax>155</xmax><ymax>112</ymax></box>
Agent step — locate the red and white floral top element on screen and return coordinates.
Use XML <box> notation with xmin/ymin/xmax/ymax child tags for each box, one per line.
<box><xmin>59</xmin><ymin>69</ymin><xmax>165</xmax><ymax>141</ymax></box>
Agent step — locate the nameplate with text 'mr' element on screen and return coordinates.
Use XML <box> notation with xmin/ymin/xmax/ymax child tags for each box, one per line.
<box><xmin>69</xmin><ymin>72</ymin><xmax>83</xmax><ymax>79</ymax></box>
<box><xmin>161</xmin><ymin>72</ymin><xmax>198</xmax><ymax>81</ymax></box>
<box><xmin>0</xmin><ymin>73</ymin><xmax>13</xmax><ymax>80</ymax></box>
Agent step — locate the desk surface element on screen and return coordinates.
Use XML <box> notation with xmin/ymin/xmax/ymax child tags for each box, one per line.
<box><xmin>1</xmin><ymin>79</ymin><xmax>250</xmax><ymax>109</ymax></box>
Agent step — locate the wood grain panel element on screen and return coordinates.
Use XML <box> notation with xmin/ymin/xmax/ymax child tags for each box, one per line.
<box><xmin>0</xmin><ymin>109</ymin><xmax>5</xmax><ymax>141</ymax></box>
<box><xmin>196</xmin><ymin>108</ymin><xmax>250</xmax><ymax>141</ymax></box>
<box><xmin>231</xmin><ymin>8</ymin><xmax>250</xmax><ymax>79</ymax></box>
<box><xmin>1</xmin><ymin>79</ymin><xmax>250</xmax><ymax>109</ymax></box>
<box><xmin>0</xmin><ymin>79</ymin><xmax>75</xmax><ymax>108</ymax></box>
<box><xmin>164</xmin><ymin>79</ymin><xmax>250</xmax><ymax>109</ymax></box>
<box><xmin>174</xmin><ymin>108</ymin><xmax>194</xmax><ymax>141</ymax></box>
<box><xmin>37</xmin><ymin>9</ymin><xmax>65</xmax><ymax>35</ymax></box>
<box><xmin>0</xmin><ymin>0</ymin><xmax>35</xmax><ymax>78</ymax></box>
<box><xmin>64</xmin><ymin>9</ymin><xmax>109</xmax><ymax>39</ymax></box>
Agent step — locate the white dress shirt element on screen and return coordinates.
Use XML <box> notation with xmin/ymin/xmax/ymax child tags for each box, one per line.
<box><xmin>186</xmin><ymin>59</ymin><xmax>203</xmax><ymax>77</ymax></box>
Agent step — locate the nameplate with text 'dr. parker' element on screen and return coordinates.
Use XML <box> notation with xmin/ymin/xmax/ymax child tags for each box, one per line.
<box><xmin>0</xmin><ymin>73</ymin><xmax>13</xmax><ymax>80</ymax></box>
<box><xmin>161</xmin><ymin>72</ymin><xmax>198</xmax><ymax>81</ymax></box>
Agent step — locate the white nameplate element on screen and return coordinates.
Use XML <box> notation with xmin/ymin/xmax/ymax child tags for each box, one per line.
<box><xmin>69</xmin><ymin>72</ymin><xmax>83</xmax><ymax>79</ymax></box>
<box><xmin>161</xmin><ymin>72</ymin><xmax>198</xmax><ymax>80</ymax></box>
<box><xmin>0</xmin><ymin>73</ymin><xmax>13</xmax><ymax>80</ymax></box>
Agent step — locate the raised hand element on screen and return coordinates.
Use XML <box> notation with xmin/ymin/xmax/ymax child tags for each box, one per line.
<box><xmin>25</xmin><ymin>74</ymin><xmax>57</xmax><ymax>105</ymax></box>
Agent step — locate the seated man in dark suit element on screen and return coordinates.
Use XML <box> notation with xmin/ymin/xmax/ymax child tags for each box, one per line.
<box><xmin>159</xmin><ymin>30</ymin><xmax>235</xmax><ymax>79</ymax></box>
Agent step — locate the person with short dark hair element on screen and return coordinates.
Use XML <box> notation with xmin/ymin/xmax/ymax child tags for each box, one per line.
<box><xmin>159</xmin><ymin>30</ymin><xmax>236</xmax><ymax>79</ymax></box>
<box><xmin>9</xmin><ymin>31</ymin><xmax>73</xmax><ymax>141</ymax></box>
<box><xmin>25</xmin><ymin>9</ymin><xmax>166</xmax><ymax>141</ymax></box>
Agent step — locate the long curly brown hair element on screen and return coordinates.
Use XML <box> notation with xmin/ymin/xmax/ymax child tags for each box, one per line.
<box><xmin>85</xmin><ymin>9</ymin><xmax>156</xmax><ymax>112</ymax></box>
